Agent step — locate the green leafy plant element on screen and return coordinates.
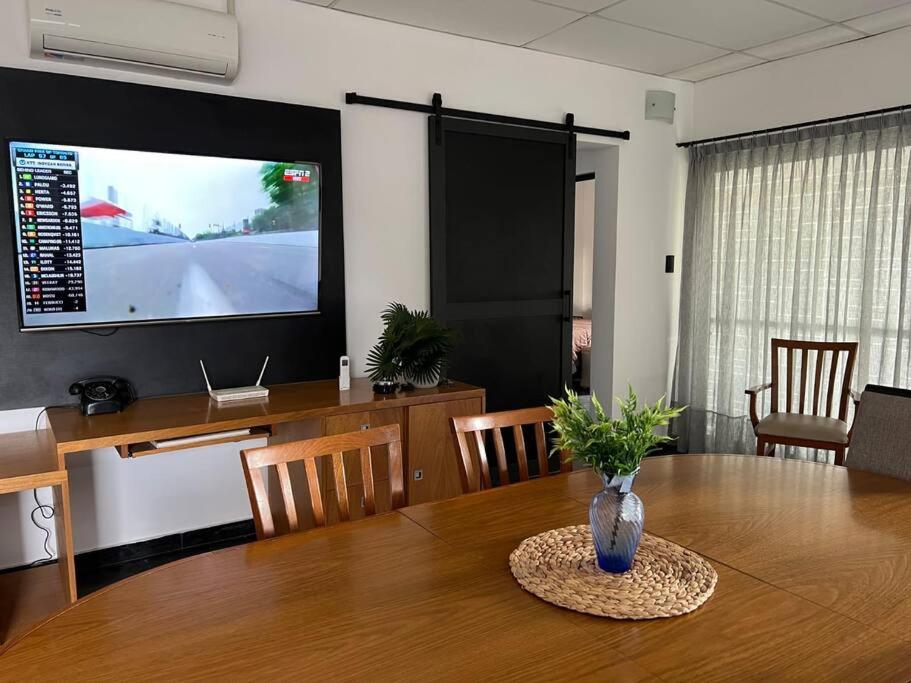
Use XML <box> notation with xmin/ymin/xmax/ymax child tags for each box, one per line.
<box><xmin>365</xmin><ymin>302</ymin><xmax>459</xmax><ymax>385</ymax></box>
<box><xmin>550</xmin><ymin>386</ymin><xmax>685</xmax><ymax>476</ymax></box>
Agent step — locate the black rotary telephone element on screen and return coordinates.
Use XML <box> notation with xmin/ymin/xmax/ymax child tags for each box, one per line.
<box><xmin>69</xmin><ymin>377</ymin><xmax>136</xmax><ymax>416</ymax></box>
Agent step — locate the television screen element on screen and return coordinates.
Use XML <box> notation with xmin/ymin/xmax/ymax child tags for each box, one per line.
<box><xmin>8</xmin><ymin>141</ymin><xmax>321</xmax><ymax>330</ymax></box>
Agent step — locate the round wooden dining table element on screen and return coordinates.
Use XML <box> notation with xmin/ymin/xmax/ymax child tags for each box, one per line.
<box><xmin>2</xmin><ymin>455</ymin><xmax>910</xmax><ymax>681</ymax></box>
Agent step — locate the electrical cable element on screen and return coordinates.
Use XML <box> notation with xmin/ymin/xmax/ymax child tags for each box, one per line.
<box><xmin>30</xmin><ymin>489</ymin><xmax>55</xmax><ymax>565</ymax></box>
<box><xmin>81</xmin><ymin>327</ymin><xmax>119</xmax><ymax>337</ymax></box>
<box><xmin>30</xmin><ymin>407</ymin><xmax>56</xmax><ymax>564</ymax></box>
<box><xmin>34</xmin><ymin>407</ymin><xmax>48</xmax><ymax>432</ymax></box>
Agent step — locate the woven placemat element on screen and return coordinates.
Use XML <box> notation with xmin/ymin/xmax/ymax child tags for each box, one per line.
<box><xmin>509</xmin><ymin>525</ymin><xmax>717</xmax><ymax>620</ymax></box>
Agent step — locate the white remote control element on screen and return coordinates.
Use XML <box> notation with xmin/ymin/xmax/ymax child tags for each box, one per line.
<box><xmin>339</xmin><ymin>355</ymin><xmax>351</xmax><ymax>391</ymax></box>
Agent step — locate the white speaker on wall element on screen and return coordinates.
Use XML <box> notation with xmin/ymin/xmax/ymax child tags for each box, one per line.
<box><xmin>645</xmin><ymin>90</ymin><xmax>676</xmax><ymax>123</ymax></box>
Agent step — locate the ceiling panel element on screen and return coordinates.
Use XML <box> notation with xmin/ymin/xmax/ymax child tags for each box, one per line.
<box><xmin>331</xmin><ymin>0</ymin><xmax>583</xmax><ymax>46</ymax></box>
<box><xmin>773</xmin><ymin>0</ymin><xmax>911</xmax><ymax>22</ymax></box>
<box><xmin>297</xmin><ymin>0</ymin><xmax>911</xmax><ymax>82</ymax></box>
<box><xmin>665</xmin><ymin>52</ymin><xmax>764</xmax><ymax>80</ymax></box>
<box><xmin>599</xmin><ymin>0</ymin><xmax>826</xmax><ymax>50</ymax></box>
<box><xmin>538</xmin><ymin>0</ymin><xmax>619</xmax><ymax>11</ymax></box>
<box><xmin>845</xmin><ymin>3</ymin><xmax>911</xmax><ymax>32</ymax></box>
<box><xmin>528</xmin><ymin>15</ymin><xmax>727</xmax><ymax>74</ymax></box>
<box><xmin>745</xmin><ymin>24</ymin><xmax>861</xmax><ymax>59</ymax></box>
<box><xmin>169</xmin><ymin>0</ymin><xmax>230</xmax><ymax>9</ymax></box>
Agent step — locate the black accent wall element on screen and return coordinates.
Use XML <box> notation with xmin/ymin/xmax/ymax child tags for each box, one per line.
<box><xmin>0</xmin><ymin>68</ymin><xmax>345</xmax><ymax>410</ymax></box>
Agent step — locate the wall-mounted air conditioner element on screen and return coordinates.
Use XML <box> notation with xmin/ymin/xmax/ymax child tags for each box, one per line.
<box><xmin>28</xmin><ymin>0</ymin><xmax>240</xmax><ymax>81</ymax></box>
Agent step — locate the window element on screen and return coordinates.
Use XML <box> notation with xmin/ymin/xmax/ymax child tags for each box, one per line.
<box><xmin>674</xmin><ymin>121</ymin><xmax>911</xmax><ymax>458</ymax></box>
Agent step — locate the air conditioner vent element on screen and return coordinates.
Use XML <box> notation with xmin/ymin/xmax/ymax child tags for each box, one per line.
<box><xmin>30</xmin><ymin>0</ymin><xmax>239</xmax><ymax>81</ymax></box>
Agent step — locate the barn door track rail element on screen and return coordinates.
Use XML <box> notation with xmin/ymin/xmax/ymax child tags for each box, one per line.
<box><xmin>345</xmin><ymin>92</ymin><xmax>630</xmax><ymax>141</ymax></box>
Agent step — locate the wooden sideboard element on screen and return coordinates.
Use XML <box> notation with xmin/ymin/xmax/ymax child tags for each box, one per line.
<box><xmin>0</xmin><ymin>378</ymin><xmax>484</xmax><ymax>648</ymax></box>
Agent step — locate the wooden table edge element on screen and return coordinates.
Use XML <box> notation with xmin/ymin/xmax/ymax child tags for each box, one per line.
<box><xmin>0</xmin><ymin>469</ymin><xmax>67</xmax><ymax>496</ymax></box>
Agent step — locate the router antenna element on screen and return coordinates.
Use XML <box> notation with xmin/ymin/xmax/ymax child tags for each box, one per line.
<box><xmin>199</xmin><ymin>360</ymin><xmax>213</xmax><ymax>392</ymax></box>
<box><xmin>256</xmin><ymin>356</ymin><xmax>270</xmax><ymax>386</ymax></box>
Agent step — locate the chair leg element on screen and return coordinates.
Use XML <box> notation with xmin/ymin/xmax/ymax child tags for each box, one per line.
<box><xmin>755</xmin><ymin>438</ymin><xmax>766</xmax><ymax>457</ymax></box>
<box><xmin>833</xmin><ymin>446</ymin><xmax>846</xmax><ymax>467</ymax></box>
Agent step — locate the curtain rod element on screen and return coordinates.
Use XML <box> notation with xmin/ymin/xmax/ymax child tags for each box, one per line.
<box><xmin>677</xmin><ymin>101</ymin><xmax>911</xmax><ymax>148</ymax></box>
<box><xmin>345</xmin><ymin>92</ymin><xmax>631</xmax><ymax>141</ymax></box>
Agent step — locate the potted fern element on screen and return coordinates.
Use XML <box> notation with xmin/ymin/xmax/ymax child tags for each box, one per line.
<box><xmin>550</xmin><ymin>387</ymin><xmax>684</xmax><ymax>573</ymax></box>
<box><xmin>366</xmin><ymin>302</ymin><xmax>458</xmax><ymax>393</ymax></box>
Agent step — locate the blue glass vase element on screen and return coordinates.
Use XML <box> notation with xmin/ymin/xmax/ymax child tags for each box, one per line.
<box><xmin>589</xmin><ymin>470</ymin><xmax>643</xmax><ymax>573</ymax></box>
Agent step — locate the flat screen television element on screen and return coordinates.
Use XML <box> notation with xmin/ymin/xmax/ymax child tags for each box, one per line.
<box><xmin>8</xmin><ymin>141</ymin><xmax>321</xmax><ymax>331</ymax></box>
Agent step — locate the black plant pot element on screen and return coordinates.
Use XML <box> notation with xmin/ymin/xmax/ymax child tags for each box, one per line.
<box><xmin>372</xmin><ymin>380</ymin><xmax>398</xmax><ymax>395</ymax></box>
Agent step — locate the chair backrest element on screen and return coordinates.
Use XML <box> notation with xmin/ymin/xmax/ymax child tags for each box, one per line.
<box><xmin>770</xmin><ymin>339</ymin><xmax>858</xmax><ymax>421</ymax></box>
<box><xmin>847</xmin><ymin>385</ymin><xmax>911</xmax><ymax>481</ymax></box>
<box><xmin>240</xmin><ymin>424</ymin><xmax>405</xmax><ymax>539</ymax></box>
<box><xmin>451</xmin><ymin>406</ymin><xmax>570</xmax><ymax>494</ymax></box>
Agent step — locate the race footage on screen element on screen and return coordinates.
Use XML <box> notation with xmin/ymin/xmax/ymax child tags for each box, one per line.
<box><xmin>10</xmin><ymin>141</ymin><xmax>320</xmax><ymax>329</ymax></box>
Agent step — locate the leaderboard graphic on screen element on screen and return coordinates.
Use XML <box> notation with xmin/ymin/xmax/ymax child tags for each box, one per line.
<box><xmin>13</xmin><ymin>146</ymin><xmax>86</xmax><ymax>315</ymax></box>
<box><xmin>8</xmin><ymin>142</ymin><xmax>321</xmax><ymax>330</ymax></box>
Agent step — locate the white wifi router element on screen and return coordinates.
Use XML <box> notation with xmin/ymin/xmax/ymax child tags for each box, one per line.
<box><xmin>199</xmin><ymin>356</ymin><xmax>270</xmax><ymax>403</ymax></box>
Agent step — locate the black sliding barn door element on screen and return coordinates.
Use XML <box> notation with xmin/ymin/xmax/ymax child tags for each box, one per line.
<box><xmin>429</xmin><ymin>117</ymin><xmax>575</xmax><ymax>412</ymax></box>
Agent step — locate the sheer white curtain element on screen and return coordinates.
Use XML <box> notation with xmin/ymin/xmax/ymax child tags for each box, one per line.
<box><xmin>673</xmin><ymin>114</ymin><xmax>911</xmax><ymax>460</ymax></box>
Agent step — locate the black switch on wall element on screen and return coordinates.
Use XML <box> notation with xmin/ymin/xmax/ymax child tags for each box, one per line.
<box><xmin>665</xmin><ymin>255</ymin><xmax>675</xmax><ymax>273</ymax></box>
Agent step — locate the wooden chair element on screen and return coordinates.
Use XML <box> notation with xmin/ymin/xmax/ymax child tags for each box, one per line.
<box><xmin>746</xmin><ymin>339</ymin><xmax>860</xmax><ymax>466</ymax></box>
<box><xmin>240</xmin><ymin>424</ymin><xmax>405</xmax><ymax>539</ymax></box>
<box><xmin>451</xmin><ymin>406</ymin><xmax>571</xmax><ymax>494</ymax></box>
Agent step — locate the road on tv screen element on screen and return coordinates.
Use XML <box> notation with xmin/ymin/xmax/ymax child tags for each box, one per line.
<box><xmin>24</xmin><ymin>231</ymin><xmax>319</xmax><ymax>327</ymax></box>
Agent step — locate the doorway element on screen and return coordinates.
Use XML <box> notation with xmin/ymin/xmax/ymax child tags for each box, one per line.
<box><xmin>575</xmin><ymin>140</ymin><xmax>619</xmax><ymax>410</ymax></box>
<box><xmin>572</xmin><ymin>172</ymin><xmax>595</xmax><ymax>395</ymax></box>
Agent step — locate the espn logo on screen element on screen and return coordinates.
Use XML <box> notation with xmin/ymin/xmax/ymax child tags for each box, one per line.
<box><xmin>283</xmin><ymin>168</ymin><xmax>311</xmax><ymax>183</ymax></box>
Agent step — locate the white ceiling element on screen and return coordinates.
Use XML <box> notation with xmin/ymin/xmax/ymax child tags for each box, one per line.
<box><xmin>296</xmin><ymin>0</ymin><xmax>911</xmax><ymax>81</ymax></box>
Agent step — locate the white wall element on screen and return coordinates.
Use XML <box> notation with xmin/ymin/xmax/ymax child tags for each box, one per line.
<box><xmin>0</xmin><ymin>0</ymin><xmax>693</xmax><ymax>567</ymax></box>
<box><xmin>576</xmin><ymin>146</ymin><xmax>617</xmax><ymax>405</ymax></box>
<box><xmin>572</xmin><ymin>179</ymin><xmax>595</xmax><ymax>317</ymax></box>
<box><xmin>693</xmin><ymin>26</ymin><xmax>911</xmax><ymax>140</ymax></box>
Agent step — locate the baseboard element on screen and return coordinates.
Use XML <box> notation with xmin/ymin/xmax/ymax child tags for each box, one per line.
<box><xmin>75</xmin><ymin>518</ymin><xmax>256</xmax><ymax>572</ymax></box>
<box><xmin>0</xmin><ymin>519</ymin><xmax>256</xmax><ymax>587</ymax></box>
